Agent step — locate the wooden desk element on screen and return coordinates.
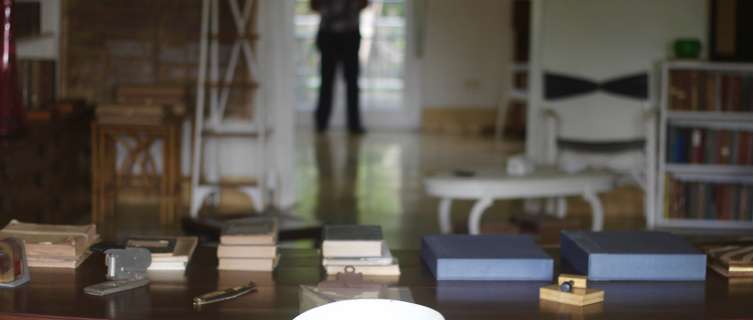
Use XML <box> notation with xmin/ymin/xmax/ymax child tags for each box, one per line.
<box><xmin>1</xmin><ymin>246</ymin><xmax>752</xmax><ymax>320</ymax></box>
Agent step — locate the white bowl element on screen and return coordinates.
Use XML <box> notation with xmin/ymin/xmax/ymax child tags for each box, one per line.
<box><xmin>294</xmin><ymin>299</ymin><xmax>445</xmax><ymax>320</ymax></box>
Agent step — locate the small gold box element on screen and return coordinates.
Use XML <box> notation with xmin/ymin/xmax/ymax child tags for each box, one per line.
<box><xmin>558</xmin><ymin>273</ymin><xmax>588</xmax><ymax>289</ymax></box>
<box><xmin>539</xmin><ymin>284</ymin><xmax>604</xmax><ymax>306</ymax></box>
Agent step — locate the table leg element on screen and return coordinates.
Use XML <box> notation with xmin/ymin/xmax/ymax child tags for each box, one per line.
<box><xmin>556</xmin><ymin>197</ymin><xmax>567</xmax><ymax>219</ymax></box>
<box><xmin>468</xmin><ymin>197</ymin><xmax>493</xmax><ymax>235</ymax></box>
<box><xmin>582</xmin><ymin>186</ymin><xmax>604</xmax><ymax>231</ymax></box>
<box><xmin>438</xmin><ymin>198</ymin><xmax>453</xmax><ymax>234</ymax></box>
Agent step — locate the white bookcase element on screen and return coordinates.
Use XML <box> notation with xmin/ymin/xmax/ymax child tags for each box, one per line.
<box><xmin>655</xmin><ymin>61</ymin><xmax>753</xmax><ymax>228</ymax></box>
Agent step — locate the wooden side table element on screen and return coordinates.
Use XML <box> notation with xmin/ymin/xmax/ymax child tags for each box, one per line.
<box><xmin>91</xmin><ymin>120</ymin><xmax>182</xmax><ymax>227</ymax></box>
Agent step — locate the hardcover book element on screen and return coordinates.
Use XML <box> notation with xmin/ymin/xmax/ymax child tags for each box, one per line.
<box><xmin>321</xmin><ymin>225</ymin><xmax>384</xmax><ymax>257</ymax></box>
<box><xmin>0</xmin><ymin>220</ymin><xmax>98</xmax><ymax>257</ymax></box>
<box><xmin>125</xmin><ymin>236</ymin><xmax>199</xmax><ymax>270</ymax></box>
<box><xmin>420</xmin><ymin>234</ymin><xmax>553</xmax><ymax>281</ymax></box>
<box><xmin>560</xmin><ymin>231</ymin><xmax>706</xmax><ymax>281</ymax></box>
<box><xmin>322</xmin><ymin>241</ymin><xmax>394</xmax><ymax>266</ymax></box>
<box><xmin>220</xmin><ymin>217</ymin><xmax>278</xmax><ymax>245</ymax></box>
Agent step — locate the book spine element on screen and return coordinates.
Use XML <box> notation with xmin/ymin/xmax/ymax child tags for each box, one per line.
<box><xmin>690</xmin><ymin>71</ymin><xmax>699</xmax><ymax>111</ymax></box>
<box><xmin>708</xmin><ymin>72</ymin><xmax>718</xmax><ymax>111</ymax></box>
<box><xmin>741</xmin><ymin>76</ymin><xmax>752</xmax><ymax>112</ymax></box>
<box><xmin>721</xmin><ymin>74</ymin><xmax>730</xmax><ymax>112</ymax></box>
<box><xmin>698</xmin><ymin>71</ymin><xmax>707</xmax><ymax>111</ymax></box>
<box><xmin>730</xmin><ymin>75</ymin><xmax>742</xmax><ymax>112</ymax></box>
<box><xmin>690</xmin><ymin>129</ymin><xmax>703</xmax><ymax>164</ymax></box>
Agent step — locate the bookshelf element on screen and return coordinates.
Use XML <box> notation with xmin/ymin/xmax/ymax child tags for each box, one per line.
<box><xmin>656</xmin><ymin>61</ymin><xmax>753</xmax><ymax>228</ymax></box>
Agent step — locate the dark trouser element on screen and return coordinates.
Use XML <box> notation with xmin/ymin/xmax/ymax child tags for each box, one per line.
<box><xmin>315</xmin><ymin>31</ymin><xmax>362</xmax><ymax>132</ymax></box>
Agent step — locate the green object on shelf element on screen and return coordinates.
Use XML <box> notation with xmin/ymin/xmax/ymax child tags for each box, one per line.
<box><xmin>674</xmin><ymin>39</ymin><xmax>702</xmax><ymax>59</ymax></box>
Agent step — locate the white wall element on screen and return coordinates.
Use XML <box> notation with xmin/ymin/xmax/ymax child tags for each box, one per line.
<box><xmin>17</xmin><ymin>0</ymin><xmax>60</xmax><ymax>60</ymax></box>
<box><xmin>526</xmin><ymin>0</ymin><xmax>708</xmax><ymax>160</ymax></box>
<box><xmin>421</xmin><ymin>0</ymin><xmax>513</xmax><ymax>109</ymax></box>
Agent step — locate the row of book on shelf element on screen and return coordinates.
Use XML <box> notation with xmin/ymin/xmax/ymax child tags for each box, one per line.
<box><xmin>664</xmin><ymin>174</ymin><xmax>753</xmax><ymax>221</ymax></box>
<box><xmin>667</xmin><ymin>126</ymin><xmax>753</xmax><ymax>165</ymax></box>
<box><xmin>668</xmin><ymin>69</ymin><xmax>753</xmax><ymax>112</ymax></box>
<box><xmin>19</xmin><ymin>59</ymin><xmax>56</xmax><ymax>111</ymax></box>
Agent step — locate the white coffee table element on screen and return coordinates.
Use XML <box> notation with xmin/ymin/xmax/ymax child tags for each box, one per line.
<box><xmin>424</xmin><ymin>167</ymin><xmax>615</xmax><ymax>234</ymax></box>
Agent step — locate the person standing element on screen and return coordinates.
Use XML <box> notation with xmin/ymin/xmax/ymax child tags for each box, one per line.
<box><xmin>310</xmin><ymin>0</ymin><xmax>368</xmax><ymax>134</ymax></box>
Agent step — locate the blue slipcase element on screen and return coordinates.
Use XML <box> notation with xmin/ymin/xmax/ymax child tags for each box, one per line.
<box><xmin>561</xmin><ymin>231</ymin><xmax>706</xmax><ymax>281</ymax></box>
<box><xmin>420</xmin><ymin>234</ymin><xmax>553</xmax><ymax>281</ymax></box>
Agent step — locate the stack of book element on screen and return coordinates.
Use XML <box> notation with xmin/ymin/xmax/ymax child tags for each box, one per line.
<box><xmin>125</xmin><ymin>236</ymin><xmax>199</xmax><ymax>271</ymax></box>
<box><xmin>217</xmin><ymin>217</ymin><xmax>280</xmax><ymax>271</ymax></box>
<box><xmin>699</xmin><ymin>243</ymin><xmax>753</xmax><ymax>277</ymax></box>
<box><xmin>321</xmin><ymin>225</ymin><xmax>400</xmax><ymax>276</ymax></box>
<box><xmin>0</xmin><ymin>220</ymin><xmax>99</xmax><ymax>269</ymax></box>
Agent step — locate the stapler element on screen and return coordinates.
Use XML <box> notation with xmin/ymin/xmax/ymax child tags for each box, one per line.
<box><xmin>0</xmin><ymin>237</ymin><xmax>30</xmax><ymax>288</ymax></box>
<box><xmin>84</xmin><ymin>243</ymin><xmax>152</xmax><ymax>296</ymax></box>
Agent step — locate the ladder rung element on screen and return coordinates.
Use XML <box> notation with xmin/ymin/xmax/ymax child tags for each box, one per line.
<box><xmin>205</xmin><ymin>82</ymin><xmax>259</xmax><ymax>89</ymax></box>
<box><xmin>201</xmin><ymin>128</ymin><xmax>272</xmax><ymax>138</ymax></box>
<box><xmin>202</xmin><ymin>131</ymin><xmax>259</xmax><ymax>138</ymax></box>
<box><xmin>210</xmin><ymin>33</ymin><xmax>260</xmax><ymax>41</ymax></box>
<box><xmin>198</xmin><ymin>181</ymin><xmax>259</xmax><ymax>188</ymax></box>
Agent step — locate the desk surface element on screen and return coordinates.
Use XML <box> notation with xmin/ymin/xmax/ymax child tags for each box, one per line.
<box><xmin>1</xmin><ymin>246</ymin><xmax>751</xmax><ymax>320</ymax></box>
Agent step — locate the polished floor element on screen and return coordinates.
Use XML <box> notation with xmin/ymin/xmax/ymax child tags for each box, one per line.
<box><xmin>292</xmin><ymin>131</ymin><xmax>650</xmax><ymax>249</ymax></box>
<box><xmin>112</xmin><ymin>130</ymin><xmax>655</xmax><ymax>248</ymax></box>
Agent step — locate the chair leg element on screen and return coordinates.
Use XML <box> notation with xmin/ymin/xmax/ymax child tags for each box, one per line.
<box><xmin>438</xmin><ymin>198</ymin><xmax>453</xmax><ymax>234</ymax></box>
<box><xmin>545</xmin><ymin>197</ymin><xmax>556</xmax><ymax>216</ymax></box>
<box><xmin>468</xmin><ymin>197</ymin><xmax>494</xmax><ymax>235</ymax></box>
<box><xmin>582</xmin><ymin>186</ymin><xmax>604</xmax><ymax>231</ymax></box>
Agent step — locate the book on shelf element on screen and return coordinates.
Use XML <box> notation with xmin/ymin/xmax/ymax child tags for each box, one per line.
<box><xmin>322</xmin><ymin>241</ymin><xmax>394</xmax><ymax>266</ymax></box>
<box><xmin>698</xmin><ymin>242</ymin><xmax>753</xmax><ymax>277</ymax></box>
<box><xmin>125</xmin><ymin>236</ymin><xmax>198</xmax><ymax>270</ymax></box>
<box><xmin>220</xmin><ymin>217</ymin><xmax>278</xmax><ymax>245</ymax></box>
<box><xmin>667</xmin><ymin>126</ymin><xmax>753</xmax><ymax>166</ymax></box>
<box><xmin>217</xmin><ymin>244</ymin><xmax>279</xmax><ymax>259</ymax></box>
<box><xmin>218</xmin><ymin>254</ymin><xmax>281</xmax><ymax>271</ymax></box>
<box><xmin>0</xmin><ymin>220</ymin><xmax>98</xmax><ymax>257</ymax></box>
<box><xmin>18</xmin><ymin>59</ymin><xmax>55</xmax><ymax>111</ymax></box>
<box><xmin>321</xmin><ymin>225</ymin><xmax>383</xmax><ymax>258</ymax></box>
<box><xmin>420</xmin><ymin>234</ymin><xmax>553</xmax><ymax>281</ymax></box>
<box><xmin>324</xmin><ymin>259</ymin><xmax>400</xmax><ymax>276</ymax></box>
<box><xmin>668</xmin><ymin>69</ymin><xmax>753</xmax><ymax>112</ymax></box>
<box><xmin>561</xmin><ymin>231</ymin><xmax>706</xmax><ymax>281</ymax></box>
<box><xmin>664</xmin><ymin>174</ymin><xmax>753</xmax><ymax>221</ymax></box>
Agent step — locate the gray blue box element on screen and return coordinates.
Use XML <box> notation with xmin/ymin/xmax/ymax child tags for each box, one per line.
<box><xmin>420</xmin><ymin>234</ymin><xmax>553</xmax><ymax>281</ymax></box>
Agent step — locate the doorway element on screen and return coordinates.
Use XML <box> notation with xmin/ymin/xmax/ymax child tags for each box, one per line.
<box><xmin>293</xmin><ymin>0</ymin><xmax>421</xmax><ymax>130</ymax></box>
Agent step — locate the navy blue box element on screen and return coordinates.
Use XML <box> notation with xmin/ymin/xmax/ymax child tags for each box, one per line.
<box><xmin>420</xmin><ymin>234</ymin><xmax>553</xmax><ymax>281</ymax></box>
<box><xmin>561</xmin><ymin>231</ymin><xmax>706</xmax><ymax>281</ymax></box>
